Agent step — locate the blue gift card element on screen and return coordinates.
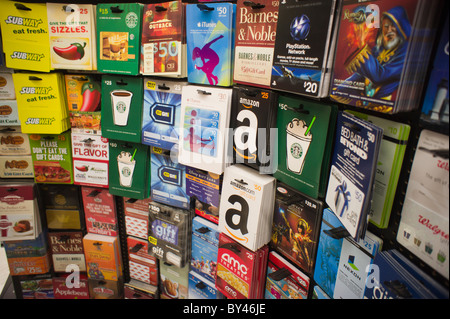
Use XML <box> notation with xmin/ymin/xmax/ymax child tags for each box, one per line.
<box><xmin>142</xmin><ymin>79</ymin><xmax>184</xmax><ymax>150</ymax></box>
<box><xmin>191</xmin><ymin>217</ymin><xmax>219</xmax><ymax>283</ymax></box>
<box><xmin>150</xmin><ymin>147</ymin><xmax>190</xmax><ymax>209</ymax></box>
<box><xmin>186</xmin><ymin>3</ymin><xmax>236</xmax><ymax>86</ymax></box>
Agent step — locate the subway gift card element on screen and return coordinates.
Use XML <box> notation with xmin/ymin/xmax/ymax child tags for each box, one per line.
<box><xmin>13</xmin><ymin>72</ymin><xmax>70</xmax><ymax>134</ymax></box>
<box><xmin>0</xmin><ymin>1</ymin><xmax>51</xmax><ymax>72</ymax></box>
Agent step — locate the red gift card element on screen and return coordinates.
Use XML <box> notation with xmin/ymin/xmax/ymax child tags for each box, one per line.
<box><xmin>53</xmin><ymin>273</ymin><xmax>90</xmax><ymax>299</ymax></box>
<box><xmin>127</xmin><ymin>236</ymin><xmax>158</xmax><ymax>286</ymax></box>
<box><xmin>82</xmin><ymin>187</ymin><xmax>117</xmax><ymax>236</ymax></box>
<box><xmin>216</xmin><ymin>233</ymin><xmax>268</xmax><ymax>299</ymax></box>
<box><xmin>124</xmin><ymin>197</ymin><xmax>152</xmax><ymax>239</ymax></box>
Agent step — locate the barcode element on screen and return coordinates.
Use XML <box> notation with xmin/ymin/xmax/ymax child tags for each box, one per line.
<box><xmin>55</xmin><ymin>256</ymin><xmax>83</xmax><ymax>261</ymax></box>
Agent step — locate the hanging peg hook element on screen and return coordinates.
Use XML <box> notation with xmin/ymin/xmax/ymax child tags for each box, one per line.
<box><xmin>197</xmin><ymin>4</ymin><xmax>214</xmax><ymax>11</ymax></box>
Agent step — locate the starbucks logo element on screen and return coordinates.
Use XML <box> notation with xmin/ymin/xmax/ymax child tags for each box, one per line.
<box><xmin>125</xmin><ymin>12</ymin><xmax>138</xmax><ymax>28</ymax></box>
<box><xmin>116</xmin><ymin>101</ymin><xmax>127</xmax><ymax>113</ymax></box>
<box><xmin>121</xmin><ymin>166</ymin><xmax>131</xmax><ymax>177</ymax></box>
<box><xmin>290</xmin><ymin>143</ymin><xmax>303</xmax><ymax>159</ymax></box>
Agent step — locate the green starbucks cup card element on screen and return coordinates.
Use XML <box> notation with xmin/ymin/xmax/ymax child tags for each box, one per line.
<box><xmin>101</xmin><ymin>75</ymin><xmax>143</xmax><ymax>143</ymax></box>
<box><xmin>108</xmin><ymin>140</ymin><xmax>150</xmax><ymax>199</ymax></box>
<box><xmin>274</xmin><ymin>94</ymin><xmax>337</xmax><ymax>199</ymax></box>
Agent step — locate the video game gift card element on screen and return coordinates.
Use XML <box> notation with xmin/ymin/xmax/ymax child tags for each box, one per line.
<box><xmin>271</xmin><ymin>0</ymin><xmax>338</xmax><ymax>97</ymax></box>
<box><xmin>270</xmin><ymin>182</ymin><xmax>323</xmax><ymax>275</ymax></box>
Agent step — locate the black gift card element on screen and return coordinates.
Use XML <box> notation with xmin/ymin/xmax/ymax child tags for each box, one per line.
<box><xmin>271</xmin><ymin>0</ymin><xmax>337</xmax><ymax>97</ymax></box>
<box><xmin>231</xmin><ymin>85</ymin><xmax>278</xmax><ymax>173</ymax></box>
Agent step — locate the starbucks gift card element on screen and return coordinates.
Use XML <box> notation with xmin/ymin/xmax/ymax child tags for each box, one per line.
<box><xmin>325</xmin><ymin>111</ymin><xmax>383</xmax><ymax>240</ymax></box>
<box><xmin>218</xmin><ymin>164</ymin><xmax>276</xmax><ymax>252</ymax></box>
<box><xmin>96</xmin><ymin>2</ymin><xmax>143</xmax><ymax>75</ymax></box>
<box><xmin>108</xmin><ymin>140</ymin><xmax>150</xmax><ymax>199</ymax></box>
<box><xmin>231</xmin><ymin>85</ymin><xmax>278</xmax><ymax>173</ymax></box>
<box><xmin>270</xmin><ymin>0</ymin><xmax>339</xmax><ymax>97</ymax></box>
<box><xmin>274</xmin><ymin>94</ymin><xmax>337</xmax><ymax>199</ymax></box>
<box><xmin>101</xmin><ymin>75</ymin><xmax>143</xmax><ymax>143</ymax></box>
<box><xmin>186</xmin><ymin>2</ymin><xmax>236</xmax><ymax>86</ymax></box>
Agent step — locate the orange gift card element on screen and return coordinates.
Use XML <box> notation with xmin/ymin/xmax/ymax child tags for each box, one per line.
<box><xmin>83</xmin><ymin>233</ymin><xmax>121</xmax><ymax>281</ymax></box>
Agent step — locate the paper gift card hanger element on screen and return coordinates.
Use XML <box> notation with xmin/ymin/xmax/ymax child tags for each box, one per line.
<box><xmin>231</xmin><ymin>86</ymin><xmax>278</xmax><ymax>173</ymax></box>
<box><xmin>140</xmin><ymin>0</ymin><xmax>186</xmax><ymax>78</ymax></box>
<box><xmin>233</xmin><ymin>0</ymin><xmax>279</xmax><ymax>88</ymax></box>
<box><xmin>0</xmin><ymin>1</ymin><xmax>52</xmax><ymax>72</ymax></box>
<box><xmin>47</xmin><ymin>3</ymin><xmax>96</xmax><ymax>70</ymax></box>
<box><xmin>178</xmin><ymin>85</ymin><xmax>232</xmax><ymax>175</ymax></box>
<box><xmin>186</xmin><ymin>2</ymin><xmax>236</xmax><ymax>86</ymax></box>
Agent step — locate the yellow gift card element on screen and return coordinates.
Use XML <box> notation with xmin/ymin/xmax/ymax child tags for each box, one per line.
<box><xmin>0</xmin><ymin>1</ymin><xmax>51</xmax><ymax>72</ymax></box>
<box><xmin>12</xmin><ymin>72</ymin><xmax>70</xmax><ymax>134</ymax></box>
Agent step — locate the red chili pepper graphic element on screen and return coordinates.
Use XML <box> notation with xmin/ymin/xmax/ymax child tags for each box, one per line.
<box><xmin>75</xmin><ymin>165</ymin><xmax>89</xmax><ymax>172</ymax></box>
<box><xmin>53</xmin><ymin>42</ymin><xmax>86</xmax><ymax>60</ymax></box>
<box><xmin>79</xmin><ymin>81</ymin><xmax>101</xmax><ymax>112</ymax></box>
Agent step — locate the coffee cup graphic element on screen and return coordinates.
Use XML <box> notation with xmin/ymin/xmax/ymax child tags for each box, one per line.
<box><xmin>286</xmin><ymin>118</ymin><xmax>312</xmax><ymax>174</ymax></box>
<box><xmin>117</xmin><ymin>150</ymin><xmax>136</xmax><ymax>187</ymax></box>
<box><xmin>111</xmin><ymin>90</ymin><xmax>133</xmax><ymax>126</ymax></box>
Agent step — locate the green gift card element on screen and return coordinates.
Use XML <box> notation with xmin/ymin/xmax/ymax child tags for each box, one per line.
<box><xmin>97</xmin><ymin>3</ymin><xmax>143</xmax><ymax>75</ymax></box>
<box><xmin>274</xmin><ymin>95</ymin><xmax>337</xmax><ymax>199</ymax></box>
<box><xmin>108</xmin><ymin>140</ymin><xmax>150</xmax><ymax>199</ymax></box>
<box><xmin>101</xmin><ymin>75</ymin><xmax>143</xmax><ymax>143</ymax></box>
<box><xmin>29</xmin><ymin>130</ymin><xmax>73</xmax><ymax>184</ymax></box>
<box><xmin>347</xmin><ymin>110</ymin><xmax>410</xmax><ymax>229</ymax></box>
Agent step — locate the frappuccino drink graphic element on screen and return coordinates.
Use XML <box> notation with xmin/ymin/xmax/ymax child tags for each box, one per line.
<box><xmin>286</xmin><ymin>118</ymin><xmax>313</xmax><ymax>174</ymax></box>
<box><xmin>117</xmin><ymin>150</ymin><xmax>136</xmax><ymax>187</ymax></box>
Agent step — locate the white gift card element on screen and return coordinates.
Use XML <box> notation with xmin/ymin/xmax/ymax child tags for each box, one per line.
<box><xmin>218</xmin><ymin>164</ymin><xmax>275</xmax><ymax>251</ymax></box>
<box><xmin>178</xmin><ymin>85</ymin><xmax>232</xmax><ymax>175</ymax></box>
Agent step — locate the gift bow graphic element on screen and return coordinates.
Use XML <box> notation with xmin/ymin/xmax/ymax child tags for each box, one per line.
<box><xmin>335</xmin><ymin>181</ymin><xmax>351</xmax><ymax>217</ymax></box>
